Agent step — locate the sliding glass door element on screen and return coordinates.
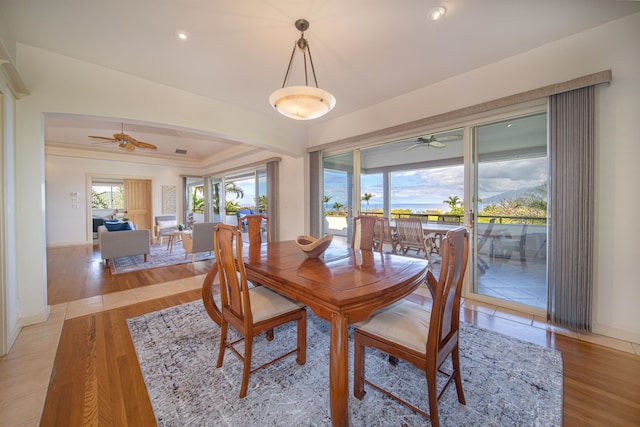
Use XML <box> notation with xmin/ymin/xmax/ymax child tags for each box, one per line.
<box><xmin>471</xmin><ymin>113</ymin><xmax>548</xmax><ymax>309</ymax></box>
<box><xmin>323</xmin><ymin>152</ymin><xmax>354</xmax><ymax>242</ymax></box>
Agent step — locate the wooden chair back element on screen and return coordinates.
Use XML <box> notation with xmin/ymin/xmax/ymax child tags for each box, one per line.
<box><xmin>427</xmin><ymin>226</ymin><xmax>469</xmax><ymax>359</ymax></box>
<box><xmin>351</xmin><ymin>215</ymin><xmax>380</xmax><ymax>252</ymax></box>
<box><xmin>214</xmin><ymin>223</ymin><xmax>251</xmax><ymax>323</ymax></box>
<box><xmin>373</xmin><ymin>217</ymin><xmax>397</xmax><ymax>253</ymax></box>
<box><xmin>243</xmin><ymin>214</ymin><xmax>270</xmax><ymax>244</ymax></box>
<box><xmin>395</xmin><ymin>217</ymin><xmax>432</xmax><ymax>264</ymax></box>
<box><xmin>213</xmin><ymin>223</ymin><xmax>307</xmax><ymax>398</ymax></box>
<box><xmin>353</xmin><ymin>226</ymin><xmax>469</xmax><ymax>427</ymax></box>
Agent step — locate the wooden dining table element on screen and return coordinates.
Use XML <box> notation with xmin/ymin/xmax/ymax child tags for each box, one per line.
<box><xmin>201</xmin><ymin>239</ymin><xmax>429</xmax><ymax>427</ymax></box>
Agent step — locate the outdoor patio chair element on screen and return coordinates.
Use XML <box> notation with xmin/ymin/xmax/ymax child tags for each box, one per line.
<box><xmin>476</xmin><ymin>218</ymin><xmax>496</xmax><ymax>274</ymax></box>
<box><xmin>395</xmin><ymin>217</ymin><xmax>433</xmax><ymax>268</ymax></box>
<box><xmin>353</xmin><ymin>227</ymin><xmax>469</xmax><ymax>427</ymax></box>
<box><xmin>495</xmin><ymin>223</ymin><xmax>528</xmax><ymax>272</ymax></box>
<box><xmin>373</xmin><ymin>217</ymin><xmax>398</xmax><ymax>254</ymax></box>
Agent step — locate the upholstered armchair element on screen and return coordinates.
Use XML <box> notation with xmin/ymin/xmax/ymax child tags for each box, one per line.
<box><xmin>182</xmin><ymin>222</ymin><xmax>218</xmax><ymax>263</ymax></box>
<box><xmin>154</xmin><ymin>215</ymin><xmax>178</xmax><ymax>245</ymax></box>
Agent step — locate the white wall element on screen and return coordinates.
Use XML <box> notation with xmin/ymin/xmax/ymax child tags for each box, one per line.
<box><xmin>1</xmin><ymin>74</ymin><xmax>22</xmax><ymax>352</ymax></box>
<box><xmin>45</xmin><ymin>155</ymin><xmax>185</xmax><ymax>245</ymax></box>
<box><xmin>308</xmin><ymin>13</ymin><xmax>640</xmax><ymax>342</ymax></box>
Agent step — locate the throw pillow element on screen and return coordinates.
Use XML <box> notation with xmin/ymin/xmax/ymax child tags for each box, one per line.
<box><xmin>157</xmin><ymin>220</ymin><xmax>177</xmax><ymax>229</ymax></box>
<box><xmin>105</xmin><ymin>221</ymin><xmax>132</xmax><ymax>232</ymax></box>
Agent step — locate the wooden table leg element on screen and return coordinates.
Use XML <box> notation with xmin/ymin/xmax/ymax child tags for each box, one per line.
<box><xmin>167</xmin><ymin>235</ymin><xmax>174</xmax><ymax>253</ymax></box>
<box><xmin>329</xmin><ymin>312</ymin><xmax>350</xmax><ymax>426</ymax></box>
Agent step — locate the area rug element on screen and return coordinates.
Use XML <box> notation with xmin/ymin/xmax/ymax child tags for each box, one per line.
<box><xmin>127</xmin><ymin>301</ymin><xmax>563</xmax><ymax>426</ymax></box>
<box><xmin>109</xmin><ymin>241</ymin><xmax>215</xmax><ymax>274</ymax></box>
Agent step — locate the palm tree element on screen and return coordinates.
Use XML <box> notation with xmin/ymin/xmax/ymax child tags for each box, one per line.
<box><xmin>192</xmin><ymin>185</ymin><xmax>205</xmax><ymax>212</ymax></box>
<box><xmin>332</xmin><ymin>201</ymin><xmax>344</xmax><ymax>214</ymax></box>
<box><xmin>226</xmin><ymin>181</ymin><xmax>244</xmax><ymax>199</ymax></box>
<box><xmin>443</xmin><ymin>195</ymin><xmax>462</xmax><ymax>211</ymax></box>
<box><xmin>361</xmin><ymin>193</ymin><xmax>374</xmax><ymax>210</ymax></box>
<box><xmin>323</xmin><ymin>195</ymin><xmax>332</xmax><ymax>211</ymax></box>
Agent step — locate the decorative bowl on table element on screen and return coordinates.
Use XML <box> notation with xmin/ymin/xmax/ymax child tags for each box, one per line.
<box><xmin>296</xmin><ymin>234</ymin><xmax>333</xmax><ymax>258</ymax></box>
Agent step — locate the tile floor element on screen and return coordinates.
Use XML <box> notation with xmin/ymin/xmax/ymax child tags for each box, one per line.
<box><xmin>1</xmin><ymin>274</ymin><xmax>638</xmax><ymax>426</ymax></box>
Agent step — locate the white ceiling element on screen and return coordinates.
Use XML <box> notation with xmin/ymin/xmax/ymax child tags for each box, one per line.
<box><xmin>2</xmin><ymin>0</ymin><xmax>639</xmax><ymax>163</ymax></box>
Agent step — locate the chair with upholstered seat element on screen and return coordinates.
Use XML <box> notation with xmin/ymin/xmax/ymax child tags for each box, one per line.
<box><xmin>353</xmin><ymin>226</ymin><xmax>469</xmax><ymax>427</ymax></box>
<box><xmin>351</xmin><ymin>215</ymin><xmax>381</xmax><ymax>252</ymax></box>
<box><xmin>214</xmin><ymin>223</ymin><xmax>307</xmax><ymax>398</ymax></box>
<box><xmin>182</xmin><ymin>222</ymin><xmax>217</xmax><ymax>263</ymax></box>
<box><xmin>154</xmin><ymin>215</ymin><xmax>178</xmax><ymax>245</ymax></box>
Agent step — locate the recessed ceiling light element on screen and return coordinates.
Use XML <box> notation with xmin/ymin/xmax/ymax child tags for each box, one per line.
<box><xmin>428</xmin><ymin>6</ymin><xmax>446</xmax><ymax>21</ymax></box>
<box><xmin>175</xmin><ymin>30</ymin><xmax>191</xmax><ymax>41</ymax></box>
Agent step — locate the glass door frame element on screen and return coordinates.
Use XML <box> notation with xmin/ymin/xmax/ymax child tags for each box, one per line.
<box><xmin>466</xmin><ymin>106</ymin><xmax>549</xmax><ymax>315</ymax></box>
<box><xmin>318</xmin><ymin>100</ymin><xmax>548</xmax><ymax>316</ymax></box>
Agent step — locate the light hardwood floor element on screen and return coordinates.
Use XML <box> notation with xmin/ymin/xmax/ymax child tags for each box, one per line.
<box><xmin>0</xmin><ymin>243</ymin><xmax>639</xmax><ymax>426</ymax></box>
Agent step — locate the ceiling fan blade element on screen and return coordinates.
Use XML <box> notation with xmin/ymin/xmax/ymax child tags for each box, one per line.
<box><xmin>121</xmin><ymin>134</ymin><xmax>157</xmax><ymax>150</ymax></box>
<box><xmin>436</xmin><ymin>134</ymin><xmax>462</xmax><ymax>141</ymax></box>
<box><xmin>134</xmin><ymin>141</ymin><xmax>157</xmax><ymax>149</ymax></box>
<box><xmin>404</xmin><ymin>143</ymin><xmax>421</xmax><ymax>151</ymax></box>
<box><xmin>430</xmin><ymin>140</ymin><xmax>446</xmax><ymax>148</ymax></box>
<box><xmin>89</xmin><ymin>135</ymin><xmax>118</xmax><ymax>141</ymax></box>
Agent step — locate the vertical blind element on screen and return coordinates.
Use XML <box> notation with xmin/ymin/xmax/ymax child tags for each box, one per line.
<box><xmin>548</xmin><ymin>86</ymin><xmax>595</xmax><ymax>332</ymax></box>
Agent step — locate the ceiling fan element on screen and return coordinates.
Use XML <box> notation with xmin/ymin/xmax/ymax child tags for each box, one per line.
<box><xmin>404</xmin><ymin>134</ymin><xmax>462</xmax><ymax>151</ymax></box>
<box><xmin>89</xmin><ymin>124</ymin><xmax>157</xmax><ymax>151</ymax></box>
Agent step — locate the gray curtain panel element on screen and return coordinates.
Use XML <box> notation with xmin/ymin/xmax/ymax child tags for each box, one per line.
<box><xmin>267</xmin><ymin>160</ymin><xmax>279</xmax><ymax>241</ymax></box>
<box><xmin>548</xmin><ymin>85</ymin><xmax>595</xmax><ymax>332</ymax></box>
<box><xmin>309</xmin><ymin>150</ymin><xmax>322</xmax><ymax>238</ymax></box>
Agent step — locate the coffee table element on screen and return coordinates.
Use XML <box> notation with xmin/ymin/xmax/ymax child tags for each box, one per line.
<box><xmin>165</xmin><ymin>229</ymin><xmax>192</xmax><ymax>254</ymax></box>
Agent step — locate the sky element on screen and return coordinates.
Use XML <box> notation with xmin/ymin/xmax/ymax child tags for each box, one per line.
<box><xmin>324</xmin><ymin>157</ymin><xmax>547</xmax><ymax>212</ymax></box>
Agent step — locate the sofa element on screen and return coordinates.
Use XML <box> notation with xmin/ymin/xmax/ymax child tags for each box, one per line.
<box><xmin>98</xmin><ymin>223</ymin><xmax>151</xmax><ymax>267</ymax></box>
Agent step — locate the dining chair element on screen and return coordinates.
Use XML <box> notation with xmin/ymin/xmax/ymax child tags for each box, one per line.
<box><xmin>243</xmin><ymin>214</ymin><xmax>270</xmax><ymax>244</ymax></box>
<box><xmin>394</xmin><ymin>217</ymin><xmax>433</xmax><ymax>267</ymax></box>
<box><xmin>353</xmin><ymin>226</ymin><xmax>469</xmax><ymax>427</ymax></box>
<box><xmin>241</xmin><ymin>214</ymin><xmax>275</xmax><ymax>339</ymax></box>
<box><xmin>373</xmin><ymin>217</ymin><xmax>398</xmax><ymax>254</ymax></box>
<box><xmin>352</xmin><ymin>215</ymin><xmax>381</xmax><ymax>252</ymax></box>
<box><xmin>214</xmin><ymin>223</ymin><xmax>307</xmax><ymax>398</ymax></box>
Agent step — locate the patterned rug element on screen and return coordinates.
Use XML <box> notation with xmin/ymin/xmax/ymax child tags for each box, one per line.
<box><xmin>127</xmin><ymin>301</ymin><xmax>563</xmax><ymax>426</ymax></box>
<box><xmin>109</xmin><ymin>241</ymin><xmax>215</xmax><ymax>274</ymax></box>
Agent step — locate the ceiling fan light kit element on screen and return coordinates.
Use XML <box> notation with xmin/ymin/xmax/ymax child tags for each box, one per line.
<box><xmin>428</xmin><ymin>6</ymin><xmax>446</xmax><ymax>21</ymax></box>
<box><xmin>269</xmin><ymin>19</ymin><xmax>336</xmax><ymax>120</ymax></box>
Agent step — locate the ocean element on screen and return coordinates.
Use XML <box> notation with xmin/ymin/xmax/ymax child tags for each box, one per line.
<box><xmin>361</xmin><ymin>203</ymin><xmax>450</xmax><ymax>213</ymax></box>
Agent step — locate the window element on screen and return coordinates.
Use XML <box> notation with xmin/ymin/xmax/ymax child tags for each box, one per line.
<box><xmin>92</xmin><ymin>183</ymin><xmax>124</xmax><ymax>209</ymax></box>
